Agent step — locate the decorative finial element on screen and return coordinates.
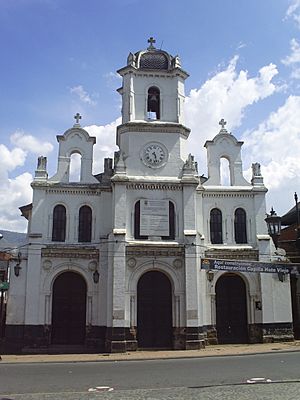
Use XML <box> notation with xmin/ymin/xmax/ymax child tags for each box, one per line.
<box><xmin>74</xmin><ymin>113</ymin><xmax>82</xmax><ymax>125</ymax></box>
<box><xmin>147</xmin><ymin>37</ymin><xmax>156</xmax><ymax>49</ymax></box>
<box><xmin>219</xmin><ymin>118</ymin><xmax>227</xmax><ymax>129</ymax></box>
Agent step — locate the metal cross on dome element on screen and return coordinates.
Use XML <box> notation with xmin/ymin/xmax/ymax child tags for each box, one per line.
<box><xmin>148</xmin><ymin>37</ymin><xmax>156</xmax><ymax>49</ymax></box>
<box><xmin>74</xmin><ymin>113</ymin><xmax>82</xmax><ymax>124</ymax></box>
<box><xmin>219</xmin><ymin>118</ymin><xmax>227</xmax><ymax>129</ymax></box>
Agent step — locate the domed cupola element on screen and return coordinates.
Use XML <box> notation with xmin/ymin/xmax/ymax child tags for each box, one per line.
<box><xmin>139</xmin><ymin>50</ymin><xmax>169</xmax><ymax>70</ymax></box>
<box><xmin>135</xmin><ymin>37</ymin><xmax>171</xmax><ymax>70</ymax></box>
<box><xmin>127</xmin><ymin>37</ymin><xmax>181</xmax><ymax>71</ymax></box>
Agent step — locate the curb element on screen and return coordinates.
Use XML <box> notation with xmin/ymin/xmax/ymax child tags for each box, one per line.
<box><xmin>1</xmin><ymin>345</ymin><xmax>300</xmax><ymax>364</ymax></box>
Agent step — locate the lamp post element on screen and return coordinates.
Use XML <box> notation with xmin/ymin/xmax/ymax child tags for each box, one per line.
<box><xmin>265</xmin><ymin>207</ymin><xmax>281</xmax><ymax>249</ymax></box>
<box><xmin>294</xmin><ymin>192</ymin><xmax>300</xmax><ymax>250</ymax></box>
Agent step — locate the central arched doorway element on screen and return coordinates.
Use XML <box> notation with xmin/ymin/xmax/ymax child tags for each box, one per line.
<box><xmin>51</xmin><ymin>271</ymin><xmax>87</xmax><ymax>345</ymax></box>
<box><xmin>216</xmin><ymin>274</ymin><xmax>248</xmax><ymax>344</ymax></box>
<box><xmin>137</xmin><ymin>271</ymin><xmax>172</xmax><ymax>348</ymax></box>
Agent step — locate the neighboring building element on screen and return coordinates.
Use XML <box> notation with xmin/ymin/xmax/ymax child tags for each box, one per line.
<box><xmin>279</xmin><ymin>202</ymin><xmax>300</xmax><ymax>339</ymax></box>
<box><xmin>4</xmin><ymin>39</ymin><xmax>294</xmax><ymax>354</ymax></box>
<box><xmin>0</xmin><ymin>246</ymin><xmax>13</xmax><ymax>341</ymax></box>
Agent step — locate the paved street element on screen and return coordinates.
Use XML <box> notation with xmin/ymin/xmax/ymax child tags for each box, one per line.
<box><xmin>1</xmin><ymin>383</ymin><xmax>300</xmax><ymax>400</ymax></box>
<box><xmin>1</xmin><ymin>351</ymin><xmax>300</xmax><ymax>399</ymax></box>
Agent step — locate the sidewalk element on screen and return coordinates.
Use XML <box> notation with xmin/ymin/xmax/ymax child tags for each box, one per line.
<box><xmin>1</xmin><ymin>341</ymin><xmax>300</xmax><ymax>363</ymax></box>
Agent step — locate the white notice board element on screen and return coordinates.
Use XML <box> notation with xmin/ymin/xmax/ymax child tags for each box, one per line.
<box><xmin>140</xmin><ymin>199</ymin><xmax>169</xmax><ymax>236</ymax></box>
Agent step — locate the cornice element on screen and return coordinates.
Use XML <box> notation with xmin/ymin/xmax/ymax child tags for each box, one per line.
<box><xmin>117</xmin><ymin>65</ymin><xmax>189</xmax><ymax>80</ymax></box>
<box><xmin>117</xmin><ymin>122</ymin><xmax>190</xmax><ymax>139</ymax></box>
<box><xmin>201</xmin><ymin>192</ymin><xmax>254</xmax><ymax>199</ymax></box>
<box><xmin>126</xmin><ymin>182</ymin><xmax>182</xmax><ymax>191</ymax></box>
<box><xmin>126</xmin><ymin>244</ymin><xmax>185</xmax><ymax>258</ymax></box>
<box><xmin>42</xmin><ymin>245</ymin><xmax>99</xmax><ymax>259</ymax></box>
<box><xmin>31</xmin><ymin>183</ymin><xmax>111</xmax><ymax>195</ymax></box>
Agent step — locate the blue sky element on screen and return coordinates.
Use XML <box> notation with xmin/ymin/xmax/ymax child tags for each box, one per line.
<box><xmin>1</xmin><ymin>0</ymin><xmax>300</xmax><ymax>232</ymax></box>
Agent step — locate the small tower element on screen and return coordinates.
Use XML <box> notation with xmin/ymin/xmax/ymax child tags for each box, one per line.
<box><xmin>204</xmin><ymin>119</ymin><xmax>250</xmax><ymax>186</ymax></box>
<box><xmin>117</xmin><ymin>37</ymin><xmax>188</xmax><ymax>124</ymax></box>
<box><xmin>49</xmin><ymin>114</ymin><xmax>98</xmax><ymax>184</ymax></box>
<box><xmin>115</xmin><ymin>38</ymin><xmax>190</xmax><ymax>178</ymax></box>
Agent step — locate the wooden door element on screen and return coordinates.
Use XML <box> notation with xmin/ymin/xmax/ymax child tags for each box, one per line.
<box><xmin>137</xmin><ymin>271</ymin><xmax>172</xmax><ymax>348</ymax></box>
<box><xmin>216</xmin><ymin>274</ymin><xmax>248</xmax><ymax>344</ymax></box>
<box><xmin>51</xmin><ymin>272</ymin><xmax>87</xmax><ymax>345</ymax></box>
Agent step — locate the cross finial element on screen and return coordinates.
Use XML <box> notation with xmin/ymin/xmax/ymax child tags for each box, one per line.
<box><xmin>219</xmin><ymin>118</ymin><xmax>227</xmax><ymax>129</ymax></box>
<box><xmin>147</xmin><ymin>37</ymin><xmax>156</xmax><ymax>49</ymax></box>
<box><xmin>74</xmin><ymin>113</ymin><xmax>82</xmax><ymax>125</ymax></box>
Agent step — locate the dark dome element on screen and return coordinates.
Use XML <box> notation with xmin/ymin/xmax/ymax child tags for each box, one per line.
<box><xmin>139</xmin><ymin>51</ymin><xmax>169</xmax><ymax>70</ymax></box>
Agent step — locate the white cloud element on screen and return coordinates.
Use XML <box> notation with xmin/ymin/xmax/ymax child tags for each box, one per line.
<box><xmin>282</xmin><ymin>38</ymin><xmax>300</xmax><ymax>80</ymax></box>
<box><xmin>241</xmin><ymin>95</ymin><xmax>300</xmax><ymax>213</ymax></box>
<box><xmin>84</xmin><ymin>118</ymin><xmax>121</xmax><ymax>173</ymax></box>
<box><xmin>0</xmin><ymin>144</ymin><xmax>26</xmax><ymax>175</ymax></box>
<box><xmin>0</xmin><ymin>172</ymin><xmax>33</xmax><ymax>232</ymax></box>
<box><xmin>185</xmin><ymin>56</ymin><xmax>279</xmax><ymax>173</ymax></box>
<box><xmin>10</xmin><ymin>131</ymin><xmax>54</xmax><ymax>154</ymax></box>
<box><xmin>282</xmin><ymin>38</ymin><xmax>300</xmax><ymax>66</ymax></box>
<box><xmin>70</xmin><ymin>85</ymin><xmax>96</xmax><ymax>105</ymax></box>
<box><xmin>0</xmin><ymin>132</ymin><xmax>53</xmax><ymax>232</ymax></box>
<box><xmin>285</xmin><ymin>0</ymin><xmax>300</xmax><ymax>27</ymax></box>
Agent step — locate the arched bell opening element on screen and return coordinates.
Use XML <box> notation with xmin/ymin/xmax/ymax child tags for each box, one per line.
<box><xmin>147</xmin><ymin>86</ymin><xmax>160</xmax><ymax>120</ymax></box>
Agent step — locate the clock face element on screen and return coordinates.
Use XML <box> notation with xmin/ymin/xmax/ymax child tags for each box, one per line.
<box><xmin>141</xmin><ymin>142</ymin><xmax>167</xmax><ymax>168</ymax></box>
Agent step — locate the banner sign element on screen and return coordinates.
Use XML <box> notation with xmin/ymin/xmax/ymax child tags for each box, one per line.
<box><xmin>201</xmin><ymin>258</ymin><xmax>291</xmax><ymax>274</ymax></box>
<box><xmin>140</xmin><ymin>199</ymin><xmax>169</xmax><ymax>236</ymax></box>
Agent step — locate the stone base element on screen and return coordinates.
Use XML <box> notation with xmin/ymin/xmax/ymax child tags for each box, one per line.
<box><xmin>185</xmin><ymin>327</ymin><xmax>206</xmax><ymax>350</ymax></box>
<box><xmin>2</xmin><ymin>324</ymin><xmax>107</xmax><ymax>354</ymax></box>
<box><xmin>173</xmin><ymin>327</ymin><xmax>186</xmax><ymax>349</ymax></box>
<box><xmin>105</xmin><ymin>327</ymin><xmax>138</xmax><ymax>353</ymax></box>
<box><xmin>260</xmin><ymin>322</ymin><xmax>294</xmax><ymax>343</ymax></box>
<box><xmin>2</xmin><ymin>322</ymin><xmax>293</xmax><ymax>354</ymax></box>
<box><xmin>248</xmin><ymin>323</ymin><xmax>263</xmax><ymax>343</ymax></box>
<box><xmin>203</xmin><ymin>325</ymin><xmax>218</xmax><ymax>345</ymax></box>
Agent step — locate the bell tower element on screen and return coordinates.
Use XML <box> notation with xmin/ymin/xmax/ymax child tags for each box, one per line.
<box><xmin>115</xmin><ymin>38</ymin><xmax>191</xmax><ymax>178</ymax></box>
<box><xmin>117</xmin><ymin>37</ymin><xmax>189</xmax><ymax>125</ymax></box>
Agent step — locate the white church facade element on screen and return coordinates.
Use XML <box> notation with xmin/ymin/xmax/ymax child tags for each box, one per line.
<box><xmin>4</xmin><ymin>39</ymin><xmax>293</xmax><ymax>353</ymax></box>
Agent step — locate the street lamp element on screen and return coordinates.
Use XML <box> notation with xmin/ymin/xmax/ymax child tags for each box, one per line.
<box><xmin>294</xmin><ymin>192</ymin><xmax>300</xmax><ymax>250</ymax></box>
<box><xmin>265</xmin><ymin>207</ymin><xmax>281</xmax><ymax>249</ymax></box>
<box><xmin>93</xmin><ymin>270</ymin><xmax>99</xmax><ymax>284</ymax></box>
<box><xmin>13</xmin><ymin>252</ymin><xmax>22</xmax><ymax>277</ymax></box>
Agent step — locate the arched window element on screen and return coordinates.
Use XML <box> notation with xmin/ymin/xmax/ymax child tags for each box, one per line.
<box><xmin>234</xmin><ymin>208</ymin><xmax>247</xmax><ymax>244</ymax></box>
<box><xmin>210</xmin><ymin>208</ymin><xmax>223</xmax><ymax>244</ymax></box>
<box><xmin>52</xmin><ymin>205</ymin><xmax>66</xmax><ymax>242</ymax></box>
<box><xmin>147</xmin><ymin>86</ymin><xmax>160</xmax><ymax>120</ymax></box>
<box><xmin>78</xmin><ymin>205</ymin><xmax>92</xmax><ymax>242</ymax></box>
<box><xmin>134</xmin><ymin>200</ymin><xmax>175</xmax><ymax>240</ymax></box>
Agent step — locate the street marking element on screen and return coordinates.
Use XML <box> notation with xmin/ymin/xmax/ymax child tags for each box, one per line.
<box><xmin>246</xmin><ymin>377</ymin><xmax>272</xmax><ymax>384</ymax></box>
<box><xmin>88</xmin><ymin>386</ymin><xmax>114</xmax><ymax>392</ymax></box>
